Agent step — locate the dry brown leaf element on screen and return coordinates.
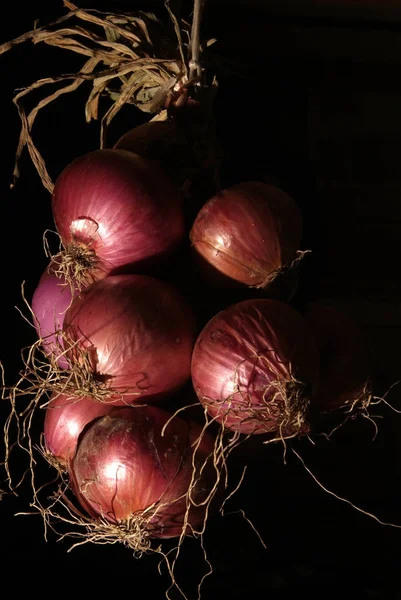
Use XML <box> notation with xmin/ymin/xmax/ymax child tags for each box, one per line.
<box><xmin>1</xmin><ymin>0</ymin><xmax>218</xmax><ymax>191</ymax></box>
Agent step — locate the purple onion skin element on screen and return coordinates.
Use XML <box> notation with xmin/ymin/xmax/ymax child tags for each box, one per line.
<box><xmin>44</xmin><ymin>393</ymin><xmax>116</xmax><ymax>466</ymax></box>
<box><xmin>191</xmin><ymin>298</ymin><xmax>320</xmax><ymax>435</ymax></box>
<box><xmin>52</xmin><ymin>149</ymin><xmax>185</xmax><ymax>278</ymax></box>
<box><xmin>71</xmin><ymin>406</ymin><xmax>217</xmax><ymax>537</ymax></box>
<box><xmin>190</xmin><ymin>182</ymin><xmax>303</xmax><ymax>288</ymax></box>
<box><xmin>31</xmin><ymin>262</ymin><xmax>77</xmax><ymax>369</ymax></box>
<box><xmin>63</xmin><ymin>274</ymin><xmax>197</xmax><ymax>404</ymax></box>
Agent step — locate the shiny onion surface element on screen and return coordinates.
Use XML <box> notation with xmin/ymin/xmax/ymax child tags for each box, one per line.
<box><xmin>52</xmin><ymin>149</ymin><xmax>185</xmax><ymax>282</ymax></box>
<box><xmin>190</xmin><ymin>182</ymin><xmax>303</xmax><ymax>289</ymax></box>
<box><xmin>70</xmin><ymin>405</ymin><xmax>217</xmax><ymax>537</ymax></box>
<box><xmin>62</xmin><ymin>274</ymin><xmax>196</xmax><ymax>404</ymax></box>
<box><xmin>191</xmin><ymin>298</ymin><xmax>319</xmax><ymax>435</ymax></box>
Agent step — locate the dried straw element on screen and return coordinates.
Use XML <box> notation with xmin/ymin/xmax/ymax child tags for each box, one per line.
<box><xmin>1</xmin><ymin>0</ymin><xmax>217</xmax><ymax>193</ymax></box>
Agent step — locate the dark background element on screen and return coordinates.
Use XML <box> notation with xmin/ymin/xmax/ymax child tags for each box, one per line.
<box><xmin>0</xmin><ymin>1</ymin><xmax>400</xmax><ymax>598</ymax></box>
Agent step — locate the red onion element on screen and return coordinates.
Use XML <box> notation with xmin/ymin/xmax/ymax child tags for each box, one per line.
<box><xmin>191</xmin><ymin>298</ymin><xmax>320</xmax><ymax>435</ymax></box>
<box><xmin>303</xmin><ymin>301</ymin><xmax>372</xmax><ymax>412</ymax></box>
<box><xmin>113</xmin><ymin>120</ymin><xmax>196</xmax><ymax>187</ymax></box>
<box><xmin>43</xmin><ymin>393</ymin><xmax>117</xmax><ymax>467</ymax></box>
<box><xmin>62</xmin><ymin>274</ymin><xmax>196</xmax><ymax>404</ymax></box>
<box><xmin>114</xmin><ymin>117</ymin><xmax>221</xmax><ymax>226</ymax></box>
<box><xmin>52</xmin><ymin>149</ymin><xmax>185</xmax><ymax>286</ymax></box>
<box><xmin>31</xmin><ymin>261</ymin><xmax>78</xmax><ymax>369</ymax></box>
<box><xmin>70</xmin><ymin>405</ymin><xmax>217</xmax><ymax>538</ymax></box>
<box><xmin>189</xmin><ymin>182</ymin><xmax>303</xmax><ymax>289</ymax></box>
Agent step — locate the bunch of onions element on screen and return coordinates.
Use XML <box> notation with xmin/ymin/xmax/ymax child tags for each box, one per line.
<box><xmin>51</xmin><ymin>148</ymin><xmax>185</xmax><ymax>288</ymax></box>
<box><xmin>31</xmin><ymin>260</ymin><xmax>79</xmax><ymax>369</ymax></box>
<box><xmin>69</xmin><ymin>405</ymin><xmax>218</xmax><ymax>542</ymax></box>
<box><xmin>303</xmin><ymin>301</ymin><xmax>372</xmax><ymax>415</ymax></box>
<box><xmin>191</xmin><ymin>298</ymin><xmax>320</xmax><ymax>436</ymax></box>
<box><xmin>61</xmin><ymin>274</ymin><xmax>196</xmax><ymax>404</ymax></box>
<box><xmin>43</xmin><ymin>393</ymin><xmax>117</xmax><ymax>468</ymax></box>
<box><xmin>189</xmin><ymin>182</ymin><xmax>303</xmax><ymax>291</ymax></box>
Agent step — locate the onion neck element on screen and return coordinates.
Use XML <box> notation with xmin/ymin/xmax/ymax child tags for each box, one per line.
<box><xmin>57</xmin><ymin>241</ymin><xmax>101</xmax><ymax>290</ymax></box>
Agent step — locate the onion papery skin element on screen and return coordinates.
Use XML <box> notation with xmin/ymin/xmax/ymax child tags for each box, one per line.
<box><xmin>191</xmin><ymin>298</ymin><xmax>320</xmax><ymax>435</ymax></box>
<box><xmin>31</xmin><ymin>261</ymin><xmax>78</xmax><ymax>369</ymax></box>
<box><xmin>70</xmin><ymin>406</ymin><xmax>217</xmax><ymax>537</ymax></box>
<box><xmin>189</xmin><ymin>182</ymin><xmax>303</xmax><ymax>289</ymax></box>
<box><xmin>52</xmin><ymin>149</ymin><xmax>185</xmax><ymax>282</ymax></box>
<box><xmin>62</xmin><ymin>274</ymin><xmax>196</xmax><ymax>404</ymax></box>
<box><xmin>303</xmin><ymin>301</ymin><xmax>372</xmax><ymax>412</ymax></box>
<box><xmin>44</xmin><ymin>393</ymin><xmax>116</xmax><ymax>467</ymax></box>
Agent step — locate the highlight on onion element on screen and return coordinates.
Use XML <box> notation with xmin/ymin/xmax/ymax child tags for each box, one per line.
<box><xmin>43</xmin><ymin>393</ymin><xmax>117</xmax><ymax>468</ymax></box>
<box><xmin>61</xmin><ymin>274</ymin><xmax>196</xmax><ymax>404</ymax></box>
<box><xmin>191</xmin><ymin>298</ymin><xmax>320</xmax><ymax>437</ymax></box>
<box><xmin>31</xmin><ymin>260</ymin><xmax>78</xmax><ymax>369</ymax></box>
<box><xmin>189</xmin><ymin>181</ymin><xmax>304</xmax><ymax>290</ymax></box>
<box><xmin>70</xmin><ymin>405</ymin><xmax>218</xmax><ymax>544</ymax></box>
<box><xmin>303</xmin><ymin>300</ymin><xmax>372</xmax><ymax>415</ymax></box>
<box><xmin>52</xmin><ymin>148</ymin><xmax>185</xmax><ymax>288</ymax></box>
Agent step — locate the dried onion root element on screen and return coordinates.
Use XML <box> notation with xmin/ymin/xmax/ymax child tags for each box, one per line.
<box><xmin>190</xmin><ymin>298</ymin><xmax>319</xmax><ymax>439</ymax></box>
<box><xmin>174</xmin><ymin>298</ymin><xmax>320</xmax><ymax>541</ymax></box>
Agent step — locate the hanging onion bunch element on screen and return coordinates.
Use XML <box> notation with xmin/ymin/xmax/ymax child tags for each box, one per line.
<box><xmin>4</xmin><ymin>0</ymin><xmax>392</xmax><ymax>595</ymax></box>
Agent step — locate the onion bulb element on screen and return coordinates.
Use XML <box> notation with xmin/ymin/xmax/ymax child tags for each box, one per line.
<box><xmin>114</xmin><ymin>117</ymin><xmax>221</xmax><ymax>225</ymax></box>
<box><xmin>191</xmin><ymin>298</ymin><xmax>319</xmax><ymax>436</ymax></box>
<box><xmin>31</xmin><ymin>261</ymin><xmax>78</xmax><ymax>369</ymax></box>
<box><xmin>62</xmin><ymin>274</ymin><xmax>196</xmax><ymax>404</ymax></box>
<box><xmin>52</xmin><ymin>149</ymin><xmax>185</xmax><ymax>287</ymax></box>
<box><xmin>189</xmin><ymin>182</ymin><xmax>303</xmax><ymax>289</ymax></box>
<box><xmin>70</xmin><ymin>405</ymin><xmax>217</xmax><ymax>539</ymax></box>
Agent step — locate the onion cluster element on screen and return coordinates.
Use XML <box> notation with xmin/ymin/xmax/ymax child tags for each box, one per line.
<box><xmin>27</xmin><ymin>132</ymin><xmax>222</xmax><ymax>548</ymax></box>
<box><xmin>24</xmin><ymin>100</ymin><xmax>373</xmax><ymax>562</ymax></box>
<box><xmin>2</xmin><ymin>7</ymin><xmax>384</xmax><ymax>600</ymax></box>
